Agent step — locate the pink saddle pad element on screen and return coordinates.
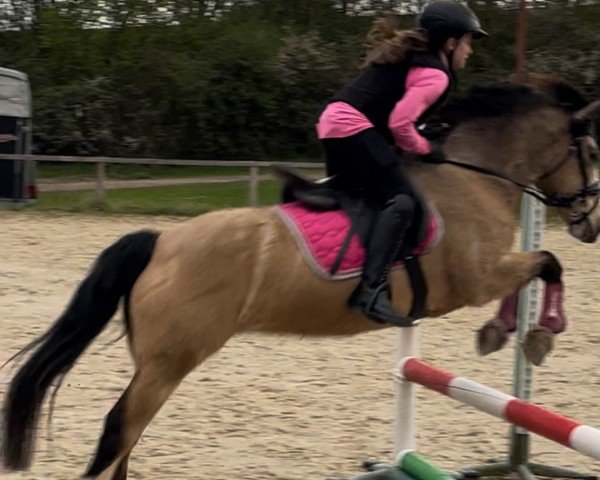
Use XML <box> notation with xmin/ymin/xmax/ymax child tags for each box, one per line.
<box><xmin>274</xmin><ymin>202</ymin><xmax>444</xmax><ymax>280</ymax></box>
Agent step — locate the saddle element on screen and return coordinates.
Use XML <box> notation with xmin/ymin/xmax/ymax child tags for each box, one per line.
<box><xmin>272</xmin><ymin>166</ymin><xmax>444</xmax><ymax>320</ymax></box>
<box><xmin>274</xmin><ymin>165</ymin><xmax>437</xmax><ymax>256</ymax></box>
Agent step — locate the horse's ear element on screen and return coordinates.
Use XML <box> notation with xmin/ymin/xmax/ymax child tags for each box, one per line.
<box><xmin>550</xmin><ymin>82</ymin><xmax>589</xmax><ymax>112</ymax></box>
<box><xmin>574</xmin><ymin>100</ymin><xmax>600</xmax><ymax>121</ymax></box>
<box><xmin>572</xmin><ymin>100</ymin><xmax>600</xmax><ymax>139</ymax></box>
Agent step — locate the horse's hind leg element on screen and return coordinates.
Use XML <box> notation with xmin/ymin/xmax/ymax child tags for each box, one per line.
<box><xmin>83</xmin><ymin>216</ymin><xmax>250</xmax><ymax>479</ymax></box>
<box><xmin>84</xmin><ymin>357</ymin><xmax>193</xmax><ymax>480</ymax></box>
<box><xmin>84</xmin><ymin>326</ymin><xmax>232</xmax><ymax>480</ymax></box>
<box><xmin>108</xmin><ymin>452</ymin><xmax>130</xmax><ymax>480</ymax></box>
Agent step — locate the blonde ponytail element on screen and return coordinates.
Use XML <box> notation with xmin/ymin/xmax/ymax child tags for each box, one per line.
<box><xmin>363</xmin><ymin>13</ymin><xmax>428</xmax><ymax>68</ymax></box>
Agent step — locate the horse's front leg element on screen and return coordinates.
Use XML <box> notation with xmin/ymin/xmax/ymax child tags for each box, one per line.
<box><xmin>476</xmin><ymin>251</ymin><xmax>564</xmax><ymax>365</ymax></box>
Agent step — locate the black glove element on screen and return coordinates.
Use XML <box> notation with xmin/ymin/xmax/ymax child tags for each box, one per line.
<box><xmin>417</xmin><ymin>121</ymin><xmax>452</xmax><ymax>141</ymax></box>
<box><xmin>420</xmin><ymin>141</ymin><xmax>446</xmax><ymax>163</ymax></box>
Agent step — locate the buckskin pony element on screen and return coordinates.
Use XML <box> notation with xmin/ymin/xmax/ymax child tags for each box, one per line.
<box><xmin>3</xmin><ymin>77</ymin><xmax>600</xmax><ymax>480</ymax></box>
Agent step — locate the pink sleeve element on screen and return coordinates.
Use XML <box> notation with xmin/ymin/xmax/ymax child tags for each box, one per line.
<box><xmin>388</xmin><ymin>67</ymin><xmax>449</xmax><ymax>154</ymax></box>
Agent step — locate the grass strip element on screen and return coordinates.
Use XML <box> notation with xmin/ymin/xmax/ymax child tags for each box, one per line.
<box><xmin>3</xmin><ymin>181</ymin><xmax>281</xmax><ymax>216</ymax></box>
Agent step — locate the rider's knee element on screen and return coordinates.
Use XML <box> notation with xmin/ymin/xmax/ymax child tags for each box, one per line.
<box><xmin>387</xmin><ymin>193</ymin><xmax>416</xmax><ymax>212</ymax></box>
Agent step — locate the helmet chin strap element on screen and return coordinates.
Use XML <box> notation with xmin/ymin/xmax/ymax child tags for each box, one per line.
<box><xmin>444</xmin><ymin>48</ymin><xmax>457</xmax><ymax>82</ymax></box>
<box><xmin>446</xmin><ymin>51</ymin><xmax>454</xmax><ymax>70</ymax></box>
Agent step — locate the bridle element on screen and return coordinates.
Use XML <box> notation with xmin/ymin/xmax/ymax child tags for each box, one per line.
<box><xmin>537</xmin><ymin>136</ymin><xmax>600</xmax><ymax>225</ymax></box>
<box><xmin>423</xmin><ymin>134</ymin><xmax>599</xmax><ymax>226</ymax></box>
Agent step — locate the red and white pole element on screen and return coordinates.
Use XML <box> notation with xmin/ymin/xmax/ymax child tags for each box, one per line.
<box><xmin>398</xmin><ymin>357</ymin><xmax>600</xmax><ymax>461</ymax></box>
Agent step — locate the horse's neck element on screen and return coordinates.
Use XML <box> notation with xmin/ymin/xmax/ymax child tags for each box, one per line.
<box><xmin>445</xmin><ymin>124</ymin><xmax>530</xmax><ymax>182</ymax></box>
<box><xmin>410</xmin><ymin>161</ymin><xmax>521</xmax><ymax>267</ymax></box>
<box><xmin>410</xmin><ymin>161</ymin><xmax>521</xmax><ymax>214</ymax></box>
<box><xmin>410</xmin><ymin>121</ymin><xmax>527</xmax><ymax>208</ymax></box>
<box><xmin>409</xmin><ymin>131</ymin><xmax>523</xmax><ymax>240</ymax></box>
<box><xmin>410</xmin><ymin>110</ymin><xmax>569</xmax><ymax>234</ymax></box>
<box><xmin>444</xmin><ymin>109</ymin><xmax>569</xmax><ymax>185</ymax></box>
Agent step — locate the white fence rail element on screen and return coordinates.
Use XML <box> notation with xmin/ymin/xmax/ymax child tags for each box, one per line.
<box><xmin>0</xmin><ymin>154</ymin><xmax>326</xmax><ymax>206</ymax></box>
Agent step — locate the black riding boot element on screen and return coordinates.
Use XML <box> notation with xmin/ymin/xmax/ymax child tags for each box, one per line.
<box><xmin>348</xmin><ymin>194</ymin><xmax>417</xmax><ymax>326</ymax></box>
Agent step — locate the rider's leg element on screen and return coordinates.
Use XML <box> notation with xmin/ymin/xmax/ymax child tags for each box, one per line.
<box><xmin>349</xmin><ymin>134</ymin><xmax>421</xmax><ymax>325</ymax></box>
<box><xmin>322</xmin><ymin>129</ymin><xmax>421</xmax><ymax>326</ymax></box>
<box><xmin>348</xmin><ymin>193</ymin><xmax>416</xmax><ymax>326</ymax></box>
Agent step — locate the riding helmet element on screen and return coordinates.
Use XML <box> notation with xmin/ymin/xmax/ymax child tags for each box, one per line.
<box><xmin>417</xmin><ymin>0</ymin><xmax>488</xmax><ymax>47</ymax></box>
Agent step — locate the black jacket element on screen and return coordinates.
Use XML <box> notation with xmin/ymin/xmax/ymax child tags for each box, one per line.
<box><xmin>331</xmin><ymin>52</ymin><xmax>453</xmax><ymax>145</ymax></box>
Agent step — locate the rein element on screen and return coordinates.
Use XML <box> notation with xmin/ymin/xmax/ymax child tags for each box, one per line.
<box><xmin>421</xmin><ymin>137</ymin><xmax>599</xmax><ymax>223</ymax></box>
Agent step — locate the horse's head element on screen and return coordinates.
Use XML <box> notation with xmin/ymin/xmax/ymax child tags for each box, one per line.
<box><xmin>438</xmin><ymin>77</ymin><xmax>600</xmax><ymax>243</ymax></box>
<box><xmin>526</xmin><ymin>77</ymin><xmax>600</xmax><ymax>243</ymax></box>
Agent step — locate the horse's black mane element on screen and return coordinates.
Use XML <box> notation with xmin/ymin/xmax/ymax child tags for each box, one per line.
<box><xmin>433</xmin><ymin>80</ymin><xmax>589</xmax><ymax>127</ymax></box>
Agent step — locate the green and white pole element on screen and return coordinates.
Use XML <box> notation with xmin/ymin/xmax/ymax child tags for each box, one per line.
<box><xmin>510</xmin><ymin>195</ymin><xmax>545</xmax><ymax>471</ymax></box>
<box><xmin>396</xmin><ymin>450</ymin><xmax>452</xmax><ymax>480</ymax></box>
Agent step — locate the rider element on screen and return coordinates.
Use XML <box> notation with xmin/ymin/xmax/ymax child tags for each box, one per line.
<box><xmin>316</xmin><ymin>1</ymin><xmax>487</xmax><ymax>326</ymax></box>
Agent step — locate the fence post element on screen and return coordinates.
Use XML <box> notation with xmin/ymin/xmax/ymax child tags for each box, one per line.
<box><xmin>96</xmin><ymin>162</ymin><xmax>106</xmax><ymax>203</ymax></box>
<box><xmin>248</xmin><ymin>166</ymin><xmax>259</xmax><ymax>206</ymax></box>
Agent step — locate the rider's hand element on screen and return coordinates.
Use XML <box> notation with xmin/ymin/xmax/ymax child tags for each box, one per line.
<box><xmin>418</xmin><ymin>122</ymin><xmax>452</xmax><ymax>141</ymax></box>
<box><xmin>420</xmin><ymin>141</ymin><xmax>446</xmax><ymax>163</ymax></box>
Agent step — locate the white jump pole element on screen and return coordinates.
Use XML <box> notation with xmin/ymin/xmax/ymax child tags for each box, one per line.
<box><xmin>393</xmin><ymin>196</ymin><xmax>546</xmax><ymax>462</ymax></box>
<box><xmin>395</xmin><ymin>325</ymin><xmax>420</xmax><ymax>452</ymax></box>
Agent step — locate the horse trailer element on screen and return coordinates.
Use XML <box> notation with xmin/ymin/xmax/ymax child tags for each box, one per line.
<box><xmin>0</xmin><ymin>67</ymin><xmax>36</xmax><ymax>203</ymax></box>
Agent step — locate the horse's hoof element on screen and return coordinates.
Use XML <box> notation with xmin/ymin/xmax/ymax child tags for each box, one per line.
<box><xmin>476</xmin><ymin>318</ymin><xmax>509</xmax><ymax>356</ymax></box>
<box><xmin>522</xmin><ymin>326</ymin><xmax>555</xmax><ymax>366</ymax></box>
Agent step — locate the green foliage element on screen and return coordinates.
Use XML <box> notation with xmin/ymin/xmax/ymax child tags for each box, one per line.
<box><xmin>271</xmin><ymin>29</ymin><xmax>343</xmax><ymax>157</ymax></box>
<box><xmin>0</xmin><ymin>1</ymin><xmax>598</xmax><ymax>161</ymax></box>
<box><xmin>528</xmin><ymin>3</ymin><xmax>600</xmax><ymax>100</ymax></box>
<box><xmin>34</xmin><ymin>77</ymin><xmax>119</xmax><ymax>155</ymax></box>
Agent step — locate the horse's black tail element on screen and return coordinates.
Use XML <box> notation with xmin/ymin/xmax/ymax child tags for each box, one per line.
<box><xmin>1</xmin><ymin>229</ymin><xmax>160</xmax><ymax>471</ymax></box>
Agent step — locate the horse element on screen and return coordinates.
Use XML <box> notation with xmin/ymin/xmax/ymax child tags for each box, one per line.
<box><xmin>2</xmin><ymin>77</ymin><xmax>600</xmax><ymax>480</ymax></box>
